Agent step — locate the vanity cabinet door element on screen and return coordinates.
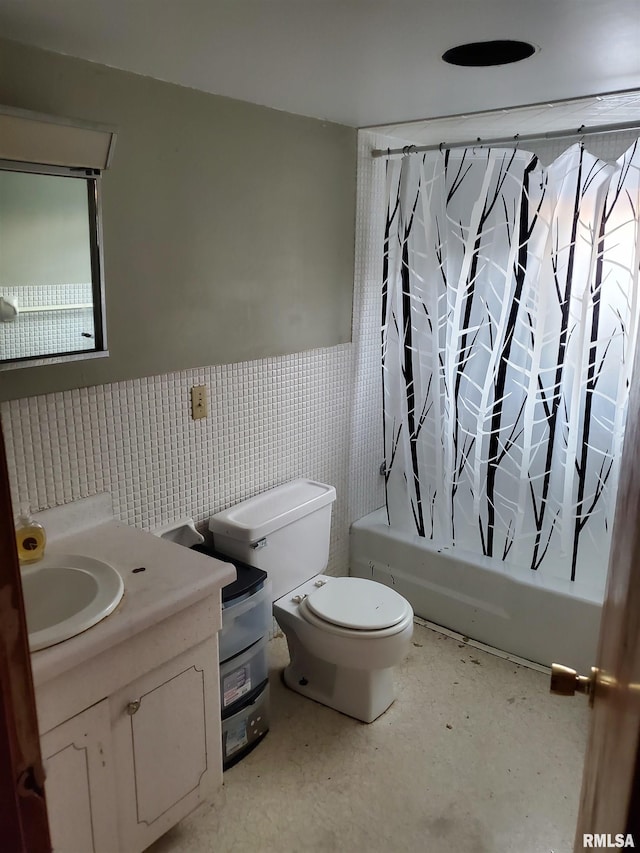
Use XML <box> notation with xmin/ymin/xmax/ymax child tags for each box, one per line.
<box><xmin>40</xmin><ymin>699</ymin><xmax>118</xmax><ymax>853</ymax></box>
<box><xmin>110</xmin><ymin>636</ymin><xmax>221</xmax><ymax>852</ymax></box>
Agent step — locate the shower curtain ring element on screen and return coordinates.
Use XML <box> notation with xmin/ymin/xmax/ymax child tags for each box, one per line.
<box><xmin>578</xmin><ymin>124</ymin><xmax>586</xmax><ymax>149</ymax></box>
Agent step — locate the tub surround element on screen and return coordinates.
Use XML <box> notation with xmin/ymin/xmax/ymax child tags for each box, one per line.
<box><xmin>350</xmin><ymin>508</ymin><xmax>603</xmax><ymax>674</ymax></box>
<box><xmin>29</xmin><ymin>496</ymin><xmax>235</xmax><ymax>853</ymax></box>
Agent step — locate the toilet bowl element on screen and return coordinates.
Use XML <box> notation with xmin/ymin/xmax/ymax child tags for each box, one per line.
<box><xmin>209</xmin><ymin>479</ymin><xmax>414</xmax><ymax>723</ymax></box>
<box><xmin>274</xmin><ymin>575</ymin><xmax>413</xmax><ymax>722</ymax></box>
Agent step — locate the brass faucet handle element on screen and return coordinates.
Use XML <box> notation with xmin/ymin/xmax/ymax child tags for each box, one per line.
<box><xmin>550</xmin><ymin>663</ymin><xmax>597</xmax><ymax>702</ymax></box>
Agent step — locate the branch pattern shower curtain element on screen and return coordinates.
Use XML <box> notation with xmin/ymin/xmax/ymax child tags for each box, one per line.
<box><xmin>382</xmin><ymin>141</ymin><xmax>640</xmax><ymax>583</ymax></box>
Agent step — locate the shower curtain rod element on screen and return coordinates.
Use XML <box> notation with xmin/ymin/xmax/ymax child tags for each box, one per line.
<box><xmin>371</xmin><ymin>119</ymin><xmax>640</xmax><ymax>158</ymax></box>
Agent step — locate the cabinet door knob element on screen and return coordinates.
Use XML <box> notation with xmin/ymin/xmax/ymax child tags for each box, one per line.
<box><xmin>126</xmin><ymin>700</ymin><xmax>141</xmax><ymax>715</ymax></box>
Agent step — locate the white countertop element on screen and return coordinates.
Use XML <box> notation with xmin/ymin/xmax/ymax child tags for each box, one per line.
<box><xmin>29</xmin><ymin>518</ymin><xmax>236</xmax><ymax>687</ymax></box>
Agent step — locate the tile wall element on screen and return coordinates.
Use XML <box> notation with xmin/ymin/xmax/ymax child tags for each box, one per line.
<box><xmin>347</xmin><ymin>131</ymin><xmax>400</xmax><ymax>525</ymax></box>
<box><xmin>2</xmin><ymin>344</ymin><xmax>357</xmax><ymax>576</ymax></box>
<box><xmin>0</xmin><ymin>283</ymin><xmax>95</xmax><ymax>360</ymax></box>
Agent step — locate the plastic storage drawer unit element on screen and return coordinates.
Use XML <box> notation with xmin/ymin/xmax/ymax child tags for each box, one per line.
<box><xmin>219</xmin><ymin>581</ymin><xmax>271</xmax><ymax>661</ymax></box>
<box><xmin>220</xmin><ymin>636</ymin><xmax>268</xmax><ymax>715</ymax></box>
<box><xmin>192</xmin><ymin>545</ymin><xmax>271</xmax><ymax>662</ymax></box>
<box><xmin>222</xmin><ymin>683</ymin><xmax>270</xmax><ymax>769</ymax></box>
<box><xmin>192</xmin><ymin>544</ymin><xmax>271</xmax><ymax>769</ymax></box>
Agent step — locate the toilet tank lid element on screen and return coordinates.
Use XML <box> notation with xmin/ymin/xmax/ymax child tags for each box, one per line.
<box><xmin>209</xmin><ymin>479</ymin><xmax>336</xmax><ymax>542</ymax></box>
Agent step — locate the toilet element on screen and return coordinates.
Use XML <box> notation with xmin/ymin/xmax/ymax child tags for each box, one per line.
<box><xmin>209</xmin><ymin>479</ymin><xmax>413</xmax><ymax>723</ymax></box>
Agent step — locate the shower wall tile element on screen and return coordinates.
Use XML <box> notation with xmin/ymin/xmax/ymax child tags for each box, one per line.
<box><xmin>347</xmin><ymin>131</ymin><xmax>399</xmax><ymax>524</ymax></box>
<box><xmin>2</xmin><ymin>344</ymin><xmax>353</xmax><ymax>577</ymax></box>
<box><xmin>527</xmin><ymin>129</ymin><xmax>640</xmax><ymax>165</ymax></box>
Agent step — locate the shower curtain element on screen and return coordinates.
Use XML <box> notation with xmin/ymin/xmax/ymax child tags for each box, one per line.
<box><xmin>382</xmin><ymin>141</ymin><xmax>640</xmax><ymax>582</ymax></box>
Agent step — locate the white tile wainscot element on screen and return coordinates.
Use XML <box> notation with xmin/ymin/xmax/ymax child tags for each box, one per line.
<box><xmin>30</xmin><ymin>509</ymin><xmax>235</xmax><ymax>853</ymax></box>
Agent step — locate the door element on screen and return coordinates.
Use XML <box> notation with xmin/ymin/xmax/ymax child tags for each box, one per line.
<box><xmin>0</xmin><ymin>415</ymin><xmax>50</xmax><ymax>852</ymax></box>
<box><xmin>570</xmin><ymin>352</ymin><xmax>640</xmax><ymax>845</ymax></box>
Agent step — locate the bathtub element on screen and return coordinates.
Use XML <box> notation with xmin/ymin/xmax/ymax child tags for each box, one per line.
<box><xmin>350</xmin><ymin>508</ymin><xmax>604</xmax><ymax>673</ymax></box>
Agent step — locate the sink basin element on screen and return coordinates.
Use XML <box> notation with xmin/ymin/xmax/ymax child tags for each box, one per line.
<box><xmin>21</xmin><ymin>554</ymin><xmax>124</xmax><ymax>651</ymax></box>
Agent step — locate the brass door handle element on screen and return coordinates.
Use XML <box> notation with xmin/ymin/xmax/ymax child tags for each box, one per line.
<box><xmin>550</xmin><ymin>664</ymin><xmax>640</xmax><ymax>708</ymax></box>
<box><xmin>550</xmin><ymin>664</ymin><xmax>598</xmax><ymax>705</ymax></box>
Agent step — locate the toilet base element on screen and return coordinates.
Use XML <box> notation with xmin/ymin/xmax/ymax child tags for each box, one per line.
<box><xmin>281</xmin><ymin>639</ymin><xmax>396</xmax><ymax>723</ymax></box>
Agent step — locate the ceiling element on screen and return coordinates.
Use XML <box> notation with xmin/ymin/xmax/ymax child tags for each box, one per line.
<box><xmin>0</xmin><ymin>0</ymin><xmax>638</xmax><ymax>128</ymax></box>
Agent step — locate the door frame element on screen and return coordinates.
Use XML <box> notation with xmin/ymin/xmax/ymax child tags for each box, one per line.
<box><xmin>0</xmin><ymin>415</ymin><xmax>50</xmax><ymax>851</ymax></box>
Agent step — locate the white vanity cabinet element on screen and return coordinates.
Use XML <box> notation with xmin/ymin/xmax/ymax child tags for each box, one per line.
<box><xmin>29</xmin><ymin>507</ymin><xmax>235</xmax><ymax>853</ymax></box>
<box><xmin>40</xmin><ymin>632</ymin><xmax>222</xmax><ymax>853</ymax></box>
<box><xmin>41</xmin><ymin>699</ymin><xmax>119</xmax><ymax>853</ymax></box>
<box><xmin>111</xmin><ymin>637</ymin><xmax>219</xmax><ymax>852</ymax></box>
<box><xmin>36</xmin><ymin>594</ymin><xmax>229</xmax><ymax>853</ymax></box>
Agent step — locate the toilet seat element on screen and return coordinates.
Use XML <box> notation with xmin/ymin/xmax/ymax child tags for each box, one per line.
<box><xmin>296</xmin><ymin>577</ymin><xmax>413</xmax><ymax>638</ymax></box>
<box><xmin>298</xmin><ymin>597</ymin><xmax>413</xmax><ymax>639</ymax></box>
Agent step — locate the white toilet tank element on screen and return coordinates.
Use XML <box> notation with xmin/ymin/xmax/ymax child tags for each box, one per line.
<box><xmin>209</xmin><ymin>479</ymin><xmax>336</xmax><ymax>602</ymax></box>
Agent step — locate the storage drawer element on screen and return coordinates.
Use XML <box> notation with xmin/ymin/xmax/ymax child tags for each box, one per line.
<box><xmin>222</xmin><ymin>683</ymin><xmax>269</xmax><ymax>769</ymax></box>
<box><xmin>220</xmin><ymin>637</ymin><xmax>268</xmax><ymax>714</ymax></box>
<box><xmin>219</xmin><ymin>581</ymin><xmax>271</xmax><ymax>662</ymax></box>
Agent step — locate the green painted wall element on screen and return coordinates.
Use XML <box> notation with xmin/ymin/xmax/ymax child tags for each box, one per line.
<box><xmin>0</xmin><ymin>39</ymin><xmax>356</xmax><ymax>400</ymax></box>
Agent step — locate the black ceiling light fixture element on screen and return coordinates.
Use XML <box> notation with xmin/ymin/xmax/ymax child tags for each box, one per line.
<box><xmin>442</xmin><ymin>40</ymin><xmax>536</xmax><ymax>67</ymax></box>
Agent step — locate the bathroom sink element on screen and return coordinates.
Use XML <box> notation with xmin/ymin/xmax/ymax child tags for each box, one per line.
<box><xmin>21</xmin><ymin>554</ymin><xmax>125</xmax><ymax>652</ymax></box>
